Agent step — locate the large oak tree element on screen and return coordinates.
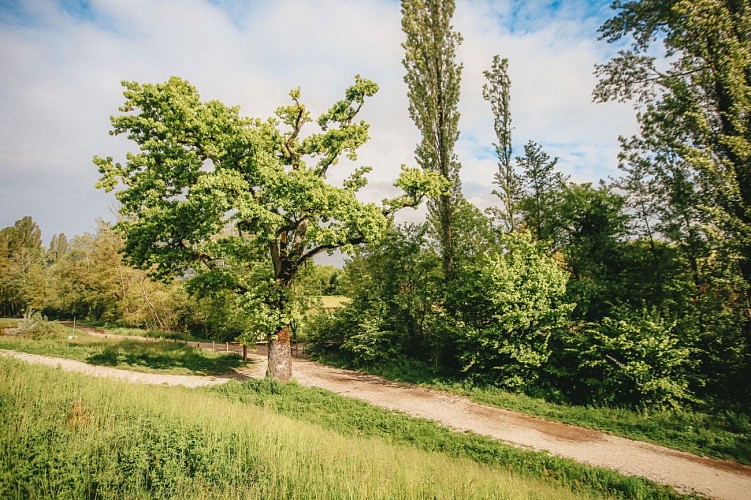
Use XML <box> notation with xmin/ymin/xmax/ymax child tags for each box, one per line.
<box><xmin>95</xmin><ymin>76</ymin><xmax>447</xmax><ymax>381</ymax></box>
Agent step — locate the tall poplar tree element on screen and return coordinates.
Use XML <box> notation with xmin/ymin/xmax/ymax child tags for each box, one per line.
<box><xmin>483</xmin><ymin>55</ymin><xmax>521</xmax><ymax>234</ymax></box>
<box><xmin>401</xmin><ymin>0</ymin><xmax>463</xmax><ymax>281</ymax></box>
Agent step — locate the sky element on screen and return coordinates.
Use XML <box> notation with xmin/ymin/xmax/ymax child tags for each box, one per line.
<box><xmin>0</xmin><ymin>0</ymin><xmax>638</xmax><ymax>253</ymax></box>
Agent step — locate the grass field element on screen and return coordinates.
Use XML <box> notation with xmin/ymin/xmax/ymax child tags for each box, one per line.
<box><xmin>316</xmin><ymin>295</ymin><xmax>350</xmax><ymax>310</ymax></box>
<box><xmin>0</xmin><ymin>322</ymin><xmax>248</xmax><ymax>376</ymax></box>
<box><xmin>0</xmin><ymin>356</ymin><xmax>661</xmax><ymax>500</ymax></box>
<box><xmin>96</xmin><ymin>325</ymin><xmax>214</xmax><ymax>343</ymax></box>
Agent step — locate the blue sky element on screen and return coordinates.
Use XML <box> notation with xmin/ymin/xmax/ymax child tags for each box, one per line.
<box><xmin>0</xmin><ymin>0</ymin><xmax>636</xmax><ymax>249</ymax></box>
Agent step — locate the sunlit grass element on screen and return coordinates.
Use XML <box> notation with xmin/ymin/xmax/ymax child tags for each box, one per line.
<box><xmin>0</xmin><ymin>318</ymin><xmax>17</xmax><ymax>329</ymax></box>
<box><xmin>0</xmin><ymin>357</ymin><xmax>609</xmax><ymax>499</ymax></box>
<box><xmin>210</xmin><ymin>379</ymin><xmax>684</xmax><ymax>499</ymax></box>
<box><xmin>102</xmin><ymin>326</ymin><xmax>211</xmax><ymax>343</ymax></box>
<box><xmin>0</xmin><ymin>327</ymin><xmax>247</xmax><ymax>376</ymax></box>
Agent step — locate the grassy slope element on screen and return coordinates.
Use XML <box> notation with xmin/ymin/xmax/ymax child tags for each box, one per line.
<box><xmin>0</xmin><ymin>357</ymin><xmax>628</xmax><ymax>500</ymax></box>
<box><xmin>96</xmin><ymin>325</ymin><xmax>213</xmax><ymax>343</ymax></box>
<box><xmin>211</xmin><ymin>379</ymin><xmax>687</xmax><ymax>499</ymax></box>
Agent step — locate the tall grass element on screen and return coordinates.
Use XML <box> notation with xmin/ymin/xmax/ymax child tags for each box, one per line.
<box><xmin>211</xmin><ymin>380</ymin><xmax>685</xmax><ymax>500</ymax></box>
<box><xmin>1</xmin><ymin>357</ymin><xmax>600</xmax><ymax>499</ymax></box>
<box><xmin>103</xmin><ymin>326</ymin><xmax>210</xmax><ymax>343</ymax></box>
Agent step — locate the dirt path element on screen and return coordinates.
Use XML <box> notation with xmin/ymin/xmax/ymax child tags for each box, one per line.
<box><xmin>0</xmin><ymin>350</ymin><xmax>243</xmax><ymax>387</ymax></box>
<box><xmin>3</xmin><ymin>337</ymin><xmax>751</xmax><ymax>499</ymax></box>
<box><xmin>282</xmin><ymin>357</ymin><xmax>751</xmax><ymax>500</ymax></box>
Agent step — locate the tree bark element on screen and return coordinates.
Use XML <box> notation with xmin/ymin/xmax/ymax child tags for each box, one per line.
<box><xmin>267</xmin><ymin>325</ymin><xmax>292</xmax><ymax>382</ymax></box>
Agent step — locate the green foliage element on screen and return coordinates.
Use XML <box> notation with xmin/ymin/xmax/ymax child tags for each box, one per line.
<box><xmin>340</xmin><ymin>315</ymin><xmax>403</xmax><ymax>366</ymax></box>
<box><xmin>44</xmin><ymin>221</ymin><xmax>194</xmax><ymax>332</ymax></box>
<box><xmin>402</xmin><ymin>0</ymin><xmax>463</xmax><ymax>281</ymax></box>
<box><xmin>483</xmin><ymin>55</ymin><xmax>522</xmax><ymax>234</ymax></box>
<box><xmin>47</xmin><ymin>233</ymin><xmax>68</xmax><ymax>264</ymax></box>
<box><xmin>571</xmin><ymin>308</ymin><xmax>696</xmax><ymax>409</ymax></box>
<box><xmin>449</xmin><ymin>232</ymin><xmax>574</xmax><ymax>388</ymax></box>
<box><xmin>308</xmin><ymin>223</ymin><xmax>443</xmax><ymax>365</ymax></box>
<box><xmin>557</xmin><ymin>182</ymin><xmax>629</xmax><ymax>320</ymax></box>
<box><xmin>296</xmin><ymin>264</ymin><xmax>343</xmax><ymax>296</ymax></box>
<box><xmin>307</xmin><ymin>298</ymin><xmax>407</xmax><ymax>367</ymax></box>
<box><xmin>95</xmin><ymin>76</ymin><xmax>442</xmax><ymax>376</ymax></box>
<box><xmin>517</xmin><ymin>141</ymin><xmax>567</xmax><ymax>245</ymax></box>
<box><xmin>448</xmin><ymin>197</ymin><xmax>498</xmax><ymax>263</ymax></box>
<box><xmin>7</xmin><ymin>310</ymin><xmax>61</xmax><ymax>339</ymax></box>
<box><xmin>0</xmin><ymin>217</ymin><xmax>46</xmax><ymax>317</ymax></box>
<box><xmin>595</xmin><ymin>1</ymin><xmax>751</xmax><ymax>397</ymax></box>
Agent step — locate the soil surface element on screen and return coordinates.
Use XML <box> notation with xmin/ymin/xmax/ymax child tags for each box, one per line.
<box><xmin>3</xmin><ymin>327</ymin><xmax>751</xmax><ymax>499</ymax></box>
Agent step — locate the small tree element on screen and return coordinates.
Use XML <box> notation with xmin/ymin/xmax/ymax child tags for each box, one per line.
<box><xmin>483</xmin><ymin>55</ymin><xmax>522</xmax><ymax>234</ymax></box>
<box><xmin>517</xmin><ymin>141</ymin><xmax>567</xmax><ymax>246</ymax></box>
<box><xmin>95</xmin><ymin>76</ymin><xmax>447</xmax><ymax>381</ymax></box>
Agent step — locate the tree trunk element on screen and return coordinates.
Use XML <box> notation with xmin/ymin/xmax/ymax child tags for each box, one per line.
<box><xmin>267</xmin><ymin>325</ymin><xmax>292</xmax><ymax>382</ymax></box>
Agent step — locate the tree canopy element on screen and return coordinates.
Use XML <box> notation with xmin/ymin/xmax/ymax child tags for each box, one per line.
<box><xmin>594</xmin><ymin>0</ymin><xmax>751</xmax><ymax>288</ymax></box>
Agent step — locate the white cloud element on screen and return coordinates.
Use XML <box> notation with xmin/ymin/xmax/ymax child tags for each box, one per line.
<box><xmin>0</xmin><ymin>0</ymin><xmax>638</xmax><ymax>246</ymax></box>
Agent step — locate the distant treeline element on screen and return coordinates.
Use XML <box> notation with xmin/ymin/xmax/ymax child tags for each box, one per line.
<box><xmin>0</xmin><ymin>216</ymin><xmax>340</xmax><ymax>342</ymax></box>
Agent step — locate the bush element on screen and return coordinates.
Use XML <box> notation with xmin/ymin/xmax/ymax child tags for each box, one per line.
<box><xmin>307</xmin><ymin>300</ymin><xmax>404</xmax><ymax>367</ymax></box>
<box><xmin>573</xmin><ymin>307</ymin><xmax>696</xmax><ymax>409</ymax></box>
<box><xmin>7</xmin><ymin>310</ymin><xmax>62</xmax><ymax>339</ymax></box>
<box><xmin>450</xmin><ymin>233</ymin><xmax>574</xmax><ymax>389</ymax></box>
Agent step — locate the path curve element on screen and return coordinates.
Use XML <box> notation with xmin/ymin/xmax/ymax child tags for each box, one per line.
<box><xmin>3</xmin><ymin>347</ymin><xmax>750</xmax><ymax>499</ymax></box>
<box><xmin>0</xmin><ymin>350</ymin><xmax>239</xmax><ymax>387</ymax></box>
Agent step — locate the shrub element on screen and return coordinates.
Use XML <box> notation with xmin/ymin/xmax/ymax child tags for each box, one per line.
<box><xmin>574</xmin><ymin>307</ymin><xmax>696</xmax><ymax>409</ymax></box>
<box><xmin>7</xmin><ymin>310</ymin><xmax>61</xmax><ymax>339</ymax></box>
<box><xmin>307</xmin><ymin>300</ymin><xmax>403</xmax><ymax>367</ymax></box>
<box><xmin>450</xmin><ymin>233</ymin><xmax>574</xmax><ymax>389</ymax></box>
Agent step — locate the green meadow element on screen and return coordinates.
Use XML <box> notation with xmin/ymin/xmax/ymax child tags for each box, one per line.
<box><xmin>0</xmin><ymin>321</ymin><xmax>248</xmax><ymax>376</ymax></box>
<box><xmin>0</xmin><ymin>355</ymin><xmax>688</xmax><ymax>499</ymax></box>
